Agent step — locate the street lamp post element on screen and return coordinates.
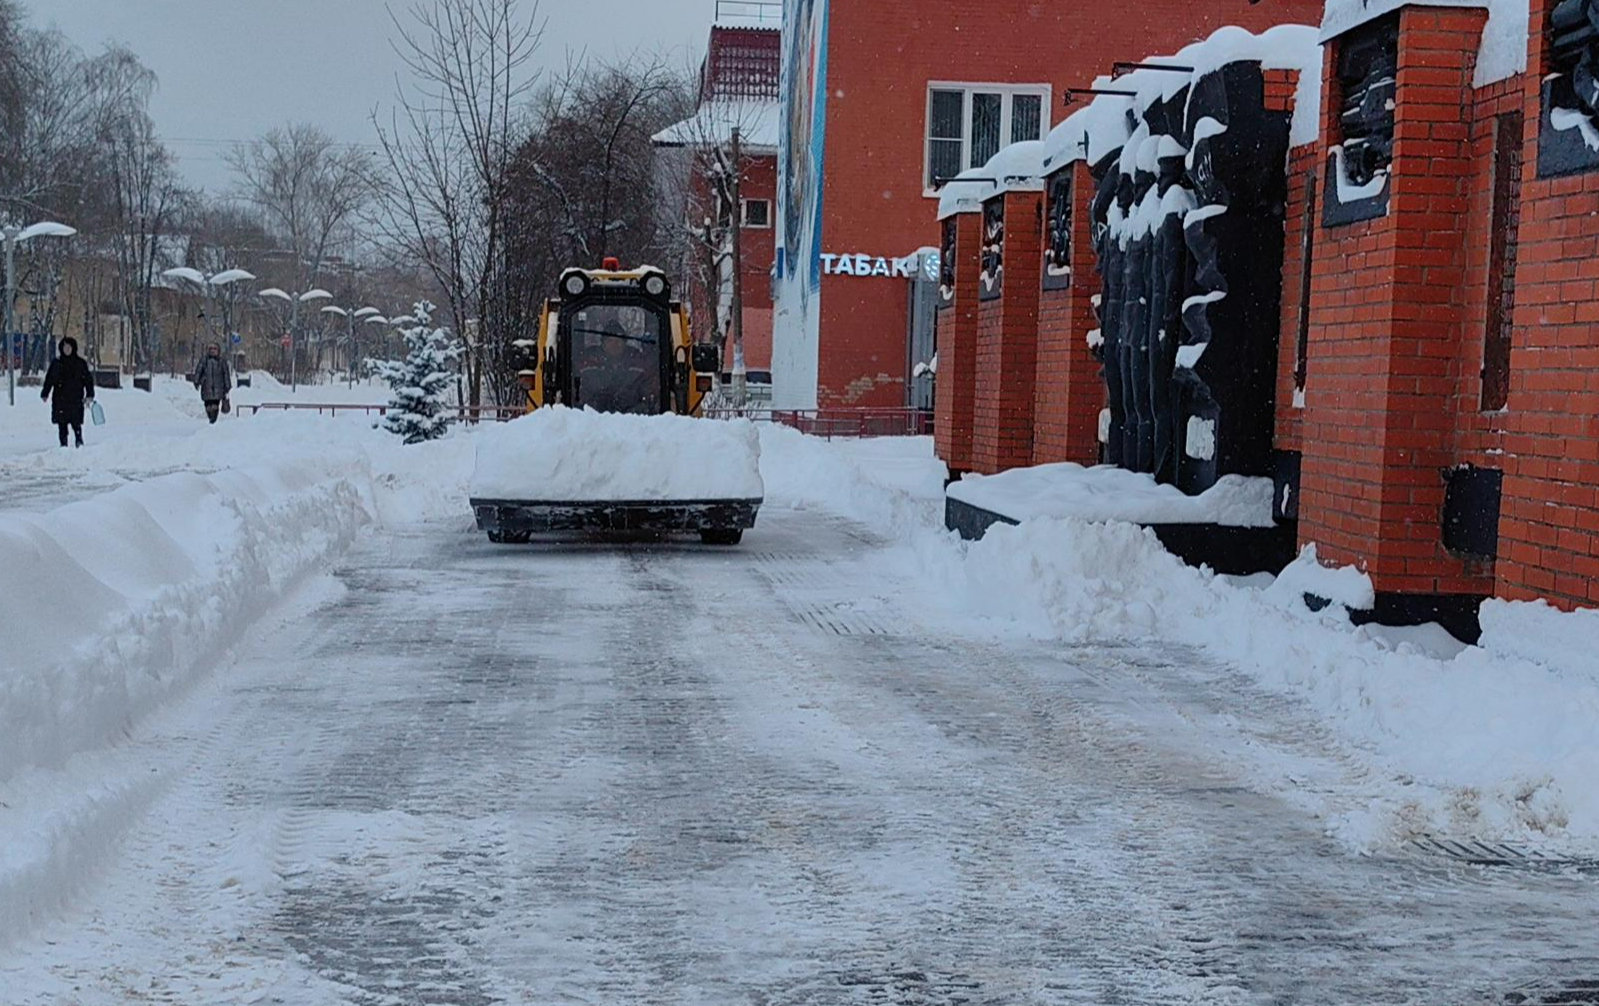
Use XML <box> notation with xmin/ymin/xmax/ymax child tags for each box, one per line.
<box><xmin>161</xmin><ymin>267</ymin><xmax>256</xmax><ymax>372</ymax></box>
<box><xmin>351</xmin><ymin>306</ymin><xmax>383</xmax><ymax>387</ymax></box>
<box><xmin>4</xmin><ymin>221</ymin><xmax>77</xmax><ymax>406</ymax></box>
<box><xmin>258</xmin><ymin>287</ymin><xmax>332</xmax><ymax>392</ymax></box>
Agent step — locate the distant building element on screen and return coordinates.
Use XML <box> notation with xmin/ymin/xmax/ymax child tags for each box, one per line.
<box><xmin>772</xmin><ymin>0</ymin><xmax>1323</xmax><ymax>410</ymax></box>
<box><xmin>654</xmin><ymin>4</ymin><xmax>781</xmax><ymax>395</ymax></box>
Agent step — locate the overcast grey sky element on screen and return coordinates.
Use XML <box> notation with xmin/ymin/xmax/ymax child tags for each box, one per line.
<box><xmin>34</xmin><ymin>0</ymin><xmax>714</xmax><ymax>193</ymax></box>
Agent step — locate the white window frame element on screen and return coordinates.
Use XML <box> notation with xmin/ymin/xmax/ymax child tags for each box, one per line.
<box><xmin>741</xmin><ymin>197</ymin><xmax>772</xmax><ymax>229</ymax></box>
<box><xmin>924</xmin><ymin>81</ymin><xmax>1052</xmax><ymax>196</ymax></box>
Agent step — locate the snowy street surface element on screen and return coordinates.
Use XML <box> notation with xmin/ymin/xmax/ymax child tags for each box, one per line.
<box><xmin>4</xmin><ymin>502</ymin><xmax>1597</xmax><ymax>1004</ymax></box>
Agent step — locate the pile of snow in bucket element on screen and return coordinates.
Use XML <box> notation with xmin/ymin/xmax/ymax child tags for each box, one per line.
<box><xmin>947</xmin><ymin>462</ymin><xmax>1275</xmax><ymax>527</ymax></box>
<box><xmin>470</xmin><ymin>407</ymin><xmax>764</xmax><ymax>501</ymax></box>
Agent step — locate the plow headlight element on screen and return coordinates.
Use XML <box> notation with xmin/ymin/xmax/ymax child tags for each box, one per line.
<box><xmin>563</xmin><ymin>273</ymin><xmax>588</xmax><ymax>297</ymax></box>
<box><xmin>643</xmin><ymin>274</ymin><xmax>667</xmax><ymax>298</ymax></box>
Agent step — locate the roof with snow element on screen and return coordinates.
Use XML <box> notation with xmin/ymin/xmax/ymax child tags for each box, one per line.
<box><xmin>653</xmin><ymin>100</ymin><xmax>781</xmax><ymax>153</ymax></box>
<box><xmin>1320</xmin><ymin>0</ymin><xmax>1527</xmax><ymax>87</ymax></box>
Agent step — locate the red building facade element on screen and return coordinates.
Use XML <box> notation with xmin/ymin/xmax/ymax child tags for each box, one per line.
<box><xmin>772</xmin><ymin>0</ymin><xmax>1323</xmax><ymax>410</ymax></box>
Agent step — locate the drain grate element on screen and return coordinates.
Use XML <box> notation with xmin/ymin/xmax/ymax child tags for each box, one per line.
<box><xmin>793</xmin><ymin>602</ymin><xmax>891</xmax><ymax>636</ymax></box>
<box><xmin>1410</xmin><ymin>836</ymin><xmax>1599</xmax><ymax>874</ymax></box>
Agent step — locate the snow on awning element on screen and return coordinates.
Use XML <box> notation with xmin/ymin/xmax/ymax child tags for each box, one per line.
<box><xmin>937</xmin><ymin>167</ymin><xmax>996</xmax><ymax>220</ymax></box>
<box><xmin>1319</xmin><ymin>0</ymin><xmax>1527</xmax><ymax>87</ymax></box>
<box><xmin>652</xmin><ymin>100</ymin><xmax>781</xmax><ymax>152</ymax></box>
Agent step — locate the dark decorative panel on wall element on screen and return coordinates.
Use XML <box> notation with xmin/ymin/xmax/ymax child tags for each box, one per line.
<box><xmin>1324</xmin><ymin>16</ymin><xmax>1396</xmax><ymax>225</ymax></box>
<box><xmin>979</xmin><ymin>197</ymin><xmax>1004</xmax><ymax>301</ymax></box>
<box><xmin>1090</xmin><ymin>60</ymin><xmax>1290</xmax><ymax>496</ymax></box>
<box><xmin>1442</xmin><ymin>465</ymin><xmax>1503</xmax><ymax>558</ymax></box>
<box><xmin>1540</xmin><ymin>0</ymin><xmax>1599</xmax><ymax>176</ymax></box>
<box><xmin>939</xmin><ymin>216</ymin><xmax>957</xmax><ymax>307</ymax></box>
<box><xmin>1042</xmin><ymin>168</ymin><xmax>1074</xmax><ymax>291</ymax></box>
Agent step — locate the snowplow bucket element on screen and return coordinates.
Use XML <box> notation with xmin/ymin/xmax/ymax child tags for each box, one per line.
<box><xmin>470</xmin><ymin>497</ymin><xmax>760</xmax><ymax>535</ymax></box>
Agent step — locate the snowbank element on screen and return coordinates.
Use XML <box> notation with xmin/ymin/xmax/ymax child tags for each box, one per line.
<box><xmin>757</xmin><ymin>426</ymin><xmax>944</xmax><ymax>531</ymax></box>
<box><xmin>923</xmin><ymin>517</ymin><xmax>1599</xmax><ymax>850</ymax></box>
<box><xmin>0</xmin><ymin>463</ymin><xmax>369</xmax><ymax>786</ymax></box>
<box><xmin>947</xmin><ymin>463</ymin><xmax>1275</xmax><ymax>527</ymax></box>
<box><xmin>470</xmin><ymin>408</ymin><xmax>764</xmax><ymax>502</ymax></box>
<box><xmin>737</xmin><ymin>430</ymin><xmax>1599</xmax><ymax>852</ymax></box>
<box><xmin>0</xmin><ymin>405</ymin><xmax>484</xmax><ymax>947</ymax></box>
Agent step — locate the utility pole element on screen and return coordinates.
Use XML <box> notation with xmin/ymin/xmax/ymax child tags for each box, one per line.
<box><xmin>4</xmin><ymin>231</ymin><xmax>15</xmax><ymax>407</ymax></box>
<box><xmin>728</xmin><ymin>127</ymin><xmax>747</xmax><ymax>409</ymax></box>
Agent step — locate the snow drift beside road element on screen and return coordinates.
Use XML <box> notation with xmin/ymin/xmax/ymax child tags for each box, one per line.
<box><xmin>0</xmin><ymin>463</ymin><xmax>368</xmax><ymax>786</ymax></box>
<box><xmin>470</xmin><ymin>407</ymin><xmax>764</xmax><ymax>501</ymax></box>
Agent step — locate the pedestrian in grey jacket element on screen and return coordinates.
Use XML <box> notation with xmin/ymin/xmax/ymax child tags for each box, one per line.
<box><xmin>191</xmin><ymin>343</ymin><xmax>232</xmax><ymax>424</ymax></box>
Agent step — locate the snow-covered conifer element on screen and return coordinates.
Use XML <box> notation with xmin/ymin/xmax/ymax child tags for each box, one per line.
<box><xmin>371</xmin><ymin>301</ymin><xmax>459</xmax><ymax>444</ymax></box>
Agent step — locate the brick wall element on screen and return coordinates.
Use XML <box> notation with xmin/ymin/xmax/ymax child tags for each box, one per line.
<box><xmin>1496</xmin><ymin>0</ymin><xmax>1599</xmax><ymax>607</ymax></box>
<box><xmin>972</xmin><ymin>190</ymin><xmax>1044</xmax><ymax>474</ymax></box>
<box><xmin>1031</xmin><ymin>161</ymin><xmax>1102</xmax><ymax>466</ymax></box>
<box><xmin>934</xmin><ymin>212</ymin><xmax>981</xmax><ymax>473</ymax></box>
<box><xmin>1296</xmin><ymin>6</ymin><xmax>1496</xmax><ymax>598</ymax></box>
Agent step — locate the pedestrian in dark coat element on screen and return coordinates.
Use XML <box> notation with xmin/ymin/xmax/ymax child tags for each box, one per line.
<box><xmin>191</xmin><ymin>343</ymin><xmax>232</xmax><ymax>424</ymax></box>
<box><xmin>40</xmin><ymin>337</ymin><xmax>95</xmax><ymax>448</ymax></box>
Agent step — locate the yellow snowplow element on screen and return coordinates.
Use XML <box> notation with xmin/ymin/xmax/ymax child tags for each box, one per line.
<box><xmin>468</xmin><ymin>259</ymin><xmax>763</xmax><ymax>545</ymax></box>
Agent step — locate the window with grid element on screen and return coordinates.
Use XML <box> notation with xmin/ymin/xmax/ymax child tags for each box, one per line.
<box><xmin>925</xmin><ymin>83</ymin><xmax>1051</xmax><ymax>191</ymax></box>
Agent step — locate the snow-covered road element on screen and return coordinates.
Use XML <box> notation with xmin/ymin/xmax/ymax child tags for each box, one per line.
<box><xmin>3</xmin><ymin>507</ymin><xmax>1597</xmax><ymax>1004</ymax></box>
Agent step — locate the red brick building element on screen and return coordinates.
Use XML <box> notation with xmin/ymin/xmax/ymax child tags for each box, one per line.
<box><xmin>656</xmin><ymin>15</ymin><xmax>781</xmax><ymax>392</ymax></box>
<box><xmin>937</xmin><ymin>0</ymin><xmax>1599</xmax><ymax>626</ymax></box>
<box><xmin>771</xmin><ymin>0</ymin><xmax>1322</xmax><ymax>410</ymax></box>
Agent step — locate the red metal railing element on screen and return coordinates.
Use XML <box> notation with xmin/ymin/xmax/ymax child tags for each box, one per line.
<box><xmin>237</xmin><ymin>402</ymin><xmax>526</xmax><ymax>422</ymax></box>
<box><xmin>703</xmin><ymin>407</ymin><xmax>933</xmax><ymax>439</ymax></box>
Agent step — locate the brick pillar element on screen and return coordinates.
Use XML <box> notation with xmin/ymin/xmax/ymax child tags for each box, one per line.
<box><xmin>972</xmin><ymin>188</ymin><xmax>1044</xmax><ymax>474</ymax></box>
<box><xmin>934</xmin><ymin>211</ymin><xmax>980</xmax><ymax>475</ymax></box>
<box><xmin>1032</xmin><ymin>161</ymin><xmax>1102</xmax><ymax>466</ymax></box>
<box><xmin>1495</xmin><ymin>0</ymin><xmax>1599</xmax><ymax>608</ymax></box>
<box><xmin>1297</xmin><ymin>6</ymin><xmax>1494</xmax><ymax>600</ymax></box>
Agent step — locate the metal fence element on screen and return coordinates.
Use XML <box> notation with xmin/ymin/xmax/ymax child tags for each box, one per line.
<box><xmin>704</xmin><ymin>407</ymin><xmax>933</xmax><ymax>439</ymax></box>
<box><xmin>237</xmin><ymin>402</ymin><xmax>525</xmax><ymax>422</ymax></box>
<box><xmin>238</xmin><ymin>402</ymin><xmax>934</xmax><ymax>439</ymax></box>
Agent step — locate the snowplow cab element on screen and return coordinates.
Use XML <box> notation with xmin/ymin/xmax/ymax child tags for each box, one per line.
<box><xmin>475</xmin><ymin>259</ymin><xmax>760</xmax><ymax>546</ymax></box>
<box><xmin>511</xmin><ymin>260</ymin><xmax>721</xmax><ymax>418</ymax></box>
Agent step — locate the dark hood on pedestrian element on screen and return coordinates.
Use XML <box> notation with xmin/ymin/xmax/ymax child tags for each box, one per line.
<box><xmin>59</xmin><ymin>337</ymin><xmax>78</xmax><ymax>356</ymax></box>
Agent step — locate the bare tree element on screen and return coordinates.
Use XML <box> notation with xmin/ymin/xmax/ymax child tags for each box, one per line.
<box><xmin>659</xmin><ymin>95</ymin><xmax>772</xmax><ymax>407</ymax></box>
<box><xmin>228</xmin><ymin>123</ymin><xmax>373</xmax><ymax>382</ymax></box>
<box><xmin>372</xmin><ymin>0</ymin><xmax>544</xmax><ymax>408</ymax></box>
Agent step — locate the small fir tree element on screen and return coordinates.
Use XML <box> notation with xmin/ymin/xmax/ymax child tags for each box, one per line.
<box><xmin>372</xmin><ymin>301</ymin><xmax>459</xmax><ymax>444</ymax></box>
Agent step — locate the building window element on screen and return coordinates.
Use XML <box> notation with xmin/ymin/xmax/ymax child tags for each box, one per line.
<box><xmin>1483</xmin><ymin>111</ymin><xmax>1523</xmax><ymax>410</ymax></box>
<box><xmin>1294</xmin><ymin>170</ymin><xmax>1317</xmax><ymax>396</ymax></box>
<box><xmin>1540</xmin><ymin>0</ymin><xmax>1599</xmax><ymax>176</ymax></box>
<box><xmin>1323</xmin><ymin>17</ymin><xmax>1396</xmax><ymax>226</ymax></box>
<box><xmin>925</xmin><ymin>83</ymin><xmax>1051</xmax><ymax>191</ymax></box>
<box><xmin>741</xmin><ymin>198</ymin><xmax>771</xmax><ymax>228</ymax></box>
